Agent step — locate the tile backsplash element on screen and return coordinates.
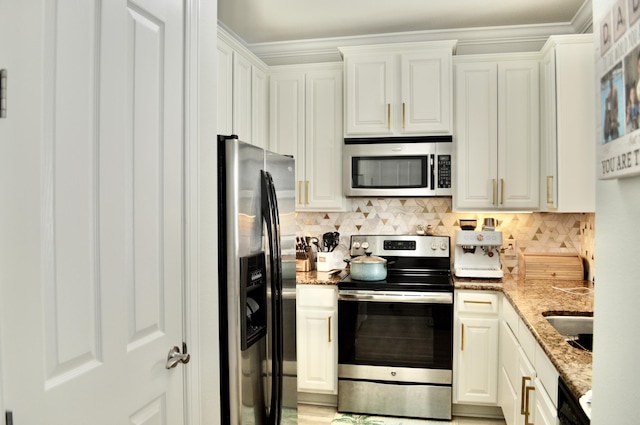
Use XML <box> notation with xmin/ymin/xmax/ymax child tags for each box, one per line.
<box><xmin>296</xmin><ymin>197</ymin><xmax>595</xmax><ymax>281</ymax></box>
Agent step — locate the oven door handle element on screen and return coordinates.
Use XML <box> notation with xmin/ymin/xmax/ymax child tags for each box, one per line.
<box><xmin>338</xmin><ymin>291</ymin><xmax>453</xmax><ymax>304</ymax></box>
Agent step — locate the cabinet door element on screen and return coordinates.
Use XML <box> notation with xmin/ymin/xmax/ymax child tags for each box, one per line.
<box><xmin>499</xmin><ymin>321</ymin><xmax>520</xmax><ymax>425</ymax></box>
<box><xmin>455</xmin><ymin>316</ymin><xmax>499</xmax><ymax>404</ymax></box>
<box><xmin>548</xmin><ymin>40</ymin><xmax>595</xmax><ymax>212</ymax></box>
<box><xmin>344</xmin><ymin>54</ymin><xmax>395</xmax><ymax>135</ymax></box>
<box><xmin>302</xmin><ymin>69</ymin><xmax>346</xmax><ymax>211</ymax></box>
<box><xmin>297</xmin><ymin>286</ymin><xmax>338</xmax><ymax>394</ymax></box>
<box><xmin>401</xmin><ymin>51</ymin><xmax>452</xmax><ymax>134</ymax></box>
<box><xmin>497</xmin><ymin>60</ymin><xmax>540</xmax><ymax>210</ymax></box>
<box><xmin>217</xmin><ymin>39</ymin><xmax>234</xmax><ymax>135</ymax></box>
<box><xmin>517</xmin><ymin>347</ymin><xmax>537</xmax><ymax>425</ymax></box>
<box><xmin>534</xmin><ymin>378</ymin><xmax>558</xmax><ymax>425</ymax></box>
<box><xmin>233</xmin><ymin>53</ymin><xmax>253</xmax><ymax>142</ymax></box>
<box><xmin>269</xmin><ymin>71</ymin><xmax>305</xmax><ymax>207</ymax></box>
<box><xmin>454</xmin><ymin>62</ymin><xmax>498</xmax><ymax>210</ymax></box>
<box><xmin>252</xmin><ymin>66</ymin><xmax>268</xmax><ymax>149</ymax></box>
<box><xmin>540</xmin><ymin>48</ymin><xmax>558</xmax><ymax>210</ymax></box>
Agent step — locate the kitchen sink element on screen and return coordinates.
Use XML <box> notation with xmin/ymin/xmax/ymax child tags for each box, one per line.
<box><xmin>544</xmin><ymin>314</ymin><xmax>593</xmax><ymax>352</ymax></box>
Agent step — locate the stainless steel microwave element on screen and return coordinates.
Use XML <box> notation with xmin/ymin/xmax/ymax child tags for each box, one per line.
<box><xmin>343</xmin><ymin>136</ymin><xmax>452</xmax><ymax>197</ymax></box>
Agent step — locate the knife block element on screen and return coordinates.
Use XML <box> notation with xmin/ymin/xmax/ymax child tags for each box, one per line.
<box><xmin>296</xmin><ymin>249</ymin><xmax>316</xmax><ymax>272</ymax></box>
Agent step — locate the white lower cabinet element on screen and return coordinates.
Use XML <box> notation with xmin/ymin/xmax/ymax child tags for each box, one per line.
<box><xmin>534</xmin><ymin>377</ymin><xmax>558</xmax><ymax>425</ymax></box>
<box><xmin>499</xmin><ymin>296</ymin><xmax>559</xmax><ymax>425</ymax></box>
<box><xmin>296</xmin><ymin>285</ymin><xmax>338</xmax><ymax>394</ymax></box>
<box><xmin>454</xmin><ymin>290</ymin><xmax>500</xmax><ymax>405</ymax></box>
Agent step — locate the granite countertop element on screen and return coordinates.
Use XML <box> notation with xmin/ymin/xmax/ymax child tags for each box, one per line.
<box><xmin>455</xmin><ymin>275</ymin><xmax>593</xmax><ymax>401</ymax></box>
<box><xmin>296</xmin><ymin>269</ymin><xmax>347</xmax><ymax>285</ymax></box>
<box><xmin>296</xmin><ymin>271</ymin><xmax>594</xmax><ymax>401</ymax></box>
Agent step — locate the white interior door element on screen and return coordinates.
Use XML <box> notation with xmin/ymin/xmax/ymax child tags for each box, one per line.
<box><xmin>0</xmin><ymin>0</ymin><xmax>187</xmax><ymax>423</ymax></box>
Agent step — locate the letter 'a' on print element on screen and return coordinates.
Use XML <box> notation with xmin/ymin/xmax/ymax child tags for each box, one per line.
<box><xmin>601</xmin><ymin>10</ymin><xmax>613</xmax><ymax>55</ymax></box>
<box><xmin>614</xmin><ymin>0</ymin><xmax>628</xmax><ymax>42</ymax></box>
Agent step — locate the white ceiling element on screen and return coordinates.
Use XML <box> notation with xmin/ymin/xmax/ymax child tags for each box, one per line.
<box><xmin>218</xmin><ymin>0</ymin><xmax>593</xmax><ymax>65</ymax></box>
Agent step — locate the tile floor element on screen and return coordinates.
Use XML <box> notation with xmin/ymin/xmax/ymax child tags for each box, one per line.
<box><xmin>298</xmin><ymin>404</ymin><xmax>507</xmax><ymax>425</ymax></box>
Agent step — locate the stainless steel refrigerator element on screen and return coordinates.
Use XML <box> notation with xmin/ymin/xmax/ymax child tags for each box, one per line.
<box><xmin>217</xmin><ymin>135</ymin><xmax>297</xmax><ymax>425</ymax></box>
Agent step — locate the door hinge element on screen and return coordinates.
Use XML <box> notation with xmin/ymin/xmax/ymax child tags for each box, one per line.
<box><xmin>0</xmin><ymin>69</ymin><xmax>7</xmax><ymax>118</ymax></box>
<box><xmin>5</xmin><ymin>410</ymin><xmax>13</xmax><ymax>425</ymax></box>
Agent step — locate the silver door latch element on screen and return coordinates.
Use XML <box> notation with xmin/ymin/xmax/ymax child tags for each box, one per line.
<box><xmin>166</xmin><ymin>342</ymin><xmax>190</xmax><ymax>369</ymax></box>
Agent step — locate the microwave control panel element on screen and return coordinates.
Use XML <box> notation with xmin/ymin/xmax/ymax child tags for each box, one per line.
<box><xmin>438</xmin><ymin>155</ymin><xmax>451</xmax><ymax>189</ymax></box>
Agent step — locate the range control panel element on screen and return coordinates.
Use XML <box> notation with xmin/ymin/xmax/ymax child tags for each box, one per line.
<box><xmin>349</xmin><ymin>234</ymin><xmax>450</xmax><ymax>258</ymax></box>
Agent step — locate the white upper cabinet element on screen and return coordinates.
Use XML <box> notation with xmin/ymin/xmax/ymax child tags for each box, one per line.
<box><xmin>217</xmin><ymin>38</ymin><xmax>234</xmax><ymax>135</ymax></box>
<box><xmin>540</xmin><ymin>35</ymin><xmax>595</xmax><ymax>212</ymax></box>
<box><xmin>232</xmin><ymin>52</ymin><xmax>253</xmax><ymax>142</ymax></box>
<box><xmin>340</xmin><ymin>41</ymin><xmax>455</xmax><ymax>136</ymax></box>
<box><xmin>269</xmin><ymin>63</ymin><xmax>346</xmax><ymax>211</ymax></box>
<box><xmin>454</xmin><ymin>54</ymin><xmax>540</xmax><ymax>211</ymax></box>
<box><xmin>217</xmin><ymin>28</ymin><xmax>269</xmax><ymax>148</ymax></box>
<box><xmin>252</xmin><ymin>66</ymin><xmax>269</xmax><ymax>149</ymax></box>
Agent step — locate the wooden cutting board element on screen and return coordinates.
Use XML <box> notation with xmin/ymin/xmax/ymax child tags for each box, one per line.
<box><xmin>521</xmin><ymin>253</ymin><xmax>584</xmax><ymax>280</ymax></box>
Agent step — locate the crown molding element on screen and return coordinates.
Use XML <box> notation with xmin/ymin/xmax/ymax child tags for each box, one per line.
<box><xmin>219</xmin><ymin>4</ymin><xmax>594</xmax><ymax>66</ymax></box>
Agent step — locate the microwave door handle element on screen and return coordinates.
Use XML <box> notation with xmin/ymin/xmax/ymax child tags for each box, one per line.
<box><xmin>430</xmin><ymin>154</ymin><xmax>435</xmax><ymax>190</ymax></box>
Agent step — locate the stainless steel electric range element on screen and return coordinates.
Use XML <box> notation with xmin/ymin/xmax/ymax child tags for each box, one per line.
<box><xmin>338</xmin><ymin>234</ymin><xmax>454</xmax><ymax>421</ymax></box>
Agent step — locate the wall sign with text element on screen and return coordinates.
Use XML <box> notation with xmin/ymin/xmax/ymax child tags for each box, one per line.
<box><xmin>597</xmin><ymin>0</ymin><xmax>640</xmax><ymax>179</ymax></box>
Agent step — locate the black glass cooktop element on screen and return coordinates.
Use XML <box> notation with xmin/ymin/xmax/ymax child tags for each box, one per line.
<box><xmin>339</xmin><ymin>270</ymin><xmax>453</xmax><ymax>292</ymax></box>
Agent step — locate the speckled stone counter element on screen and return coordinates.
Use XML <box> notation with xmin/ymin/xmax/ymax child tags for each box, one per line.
<box><xmin>296</xmin><ymin>271</ymin><xmax>594</xmax><ymax>401</ymax></box>
<box><xmin>296</xmin><ymin>270</ymin><xmax>347</xmax><ymax>285</ymax></box>
<box><xmin>455</xmin><ymin>274</ymin><xmax>594</xmax><ymax>400</ymax></box>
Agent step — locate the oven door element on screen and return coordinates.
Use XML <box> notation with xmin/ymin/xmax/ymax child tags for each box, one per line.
<box><xmin>338</xmin><ymin>290</ymin><xmax>453</xmax><ymax>374</ymax></box>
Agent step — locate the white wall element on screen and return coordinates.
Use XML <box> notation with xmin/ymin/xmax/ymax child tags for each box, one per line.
<box><xmin>592</xmin><ymin>177</ymin><xmax>640</xmax><ymax>424</ymax></box>
<box><xmin>592</xmin><ymin>1</ymin><xmax>640</xmax><ymax>424</ymax></box>
<box><xmin>193</xmin><ymin>0</ymin><xmax>221</xmax><ymax>424</ymax></box>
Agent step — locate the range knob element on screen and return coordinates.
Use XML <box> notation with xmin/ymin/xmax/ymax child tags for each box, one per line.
<box><xmin>431</xmin><ymin>242</ymin><xmax>438</xmax><ymax>250</ymax></box>
<box><xmin>477</xmin><ymin>234</ymin><xmax>484</xmax><ymax>242</ymax></box>
<box><xmin>440</xmin><ymin>242</ymin><xmax>448</xmax><ymax>251</ymax></box>
<box><xmin>352</xmin><ymin>241</ymin><xmax>361</xmax><ymax>249</ymax></box>
<box><xmin>361</xmin><ymin>242</ymin><xmax>369</xmax><ymax>250</ymax></box>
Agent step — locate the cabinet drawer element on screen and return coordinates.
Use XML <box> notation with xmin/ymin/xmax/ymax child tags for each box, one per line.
<box><xmin>456</xmin><ymin>291</ymin><xmax>499</xmax><ymax>315</ymax></box>
<box><xmin>518</xmin><ymin>320</ymin><xmax>537</xmax><ymax>364</ymax></box>
<box><xmin>297</xmin><ymin>285</ymin><xmax>337</xmax><ymax>308</ymax></box>
<box><xmin>502</xmin><ymin>296</ymin><xmax>519</xmax><ymax>334</ymax></box>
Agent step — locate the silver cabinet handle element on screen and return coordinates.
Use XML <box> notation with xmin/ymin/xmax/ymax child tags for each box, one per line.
<box><xmin>166</xmin><ymin>342</ymin><xmax>191</xmax><ymax>369</ymax></box>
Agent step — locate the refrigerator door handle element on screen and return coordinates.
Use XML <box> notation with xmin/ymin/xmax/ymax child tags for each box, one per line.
<box><xmin>261</xmin><ymin>170</ymin><xmax>284</xmax><ymax>425</ymax></box>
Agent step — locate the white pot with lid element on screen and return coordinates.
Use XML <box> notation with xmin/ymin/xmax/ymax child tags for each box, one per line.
<box><xmin>348</xmin><ymin>252</ymin><xmax>388</xmax><ymax>281</ymax></box>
